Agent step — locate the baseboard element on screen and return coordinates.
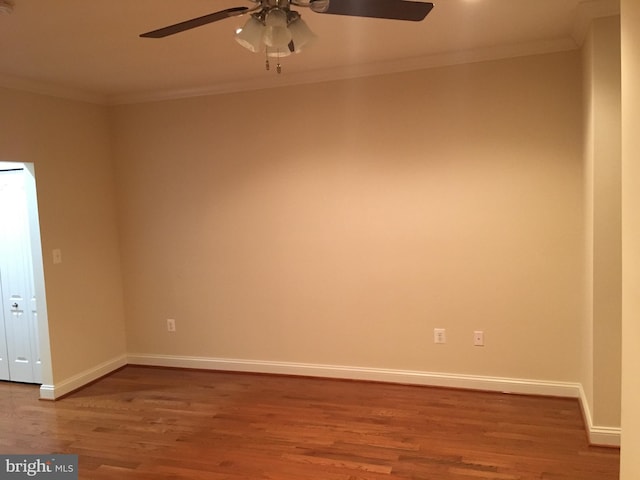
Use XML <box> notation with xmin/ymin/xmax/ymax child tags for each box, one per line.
<box><xmin>128</xmin><ymin>353</ymin><xmax>622</xmax><ymax>446</ymax></box>
<box><xmin>578</xmin><ymin>385</ymin><xmax>622</xmax><ymax>447</ymax></box>
<box><xmin>39</xmin><ymin>354</ymin><xmax>128</xmax><ymax>400</ymax></box>
<box><xmin>127</xmin><ymin>353</ymin><xmax>582</xmax><ymax>396</ymax></box>
<box><xmin>40</xmin><ymin>352</ymin><xmax>620</xmax><ymax>447</ymax></box>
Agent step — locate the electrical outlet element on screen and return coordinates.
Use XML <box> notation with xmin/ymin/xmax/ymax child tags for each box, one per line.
<box><xmin>167</xmin><ymin>318</ymin><xmax>176</xmax><ymax>332</ymax></box>
<box><xmin>434</xmin><ymin>328</ymin><xmax>446</xmax><ymax>344</ymax></box>
<box><xmin>473</xmin><ymin>330</ymin><xmax>484</xmax><ymax>346</ymax></box>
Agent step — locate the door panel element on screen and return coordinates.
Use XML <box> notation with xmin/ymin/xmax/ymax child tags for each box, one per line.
<box><xmin>0</xmin><ymin>277</ymin><xmax>9</xmax><ymax>380</ymax></box>
<box><xmin>0</xmin><ymin>170</ymin><xmax>40</xmax><ymax>384</ymax></box>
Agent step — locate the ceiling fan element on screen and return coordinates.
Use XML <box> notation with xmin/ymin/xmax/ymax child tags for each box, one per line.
<box><xmin>141</xmin><ymin>0</ymin><xmax>434</xmax><ymax>73</ymax></box>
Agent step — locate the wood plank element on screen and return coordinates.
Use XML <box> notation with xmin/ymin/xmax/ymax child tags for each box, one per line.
<box><xmin>0</xmin><ymin>366</ymin><xmax>620</xmax><ymax>479</ymax></box>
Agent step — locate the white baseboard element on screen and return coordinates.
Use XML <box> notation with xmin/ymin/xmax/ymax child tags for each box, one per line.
<box><xmin>128</xmin><ymin>353</ymin><xmax>621</xmax><ymax>446</ymax></box>
<box><xmin>578</xmin><ymin>385</ymin><xmax>622</xmax><ymax>447</ymax></box>
<box><xmin>128</xmin><ymin>353</ymin><xmax>582</xmax><ymax>395</ymax></box>
<box><xmin>39</xmin><ymin>354</ymin><xmax>128</xmax><ymax>400</ymax></box>
<box><xmin>41</xmin><ymin>352</ymin><xmax>620</xmax><ymax>447</ymax></box>
<box><xmin>128</xmin><ymin>353</ymin><xmax>583</xmax><ymax>397</ymax></box>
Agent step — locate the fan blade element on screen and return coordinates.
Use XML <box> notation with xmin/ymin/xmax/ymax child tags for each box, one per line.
<box><xmin>310</xmin><ymin>0</ymin><xmax>433</xmax><ymax>21</ymax></box>
<box><xmin>140</xmin><ymin>7</ymin><xmax>250</xmax><ymax>38</ymax></box>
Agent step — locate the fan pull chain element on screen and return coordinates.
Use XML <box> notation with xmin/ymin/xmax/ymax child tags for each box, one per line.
<box><xmin>264</xmin><ymin>49</ymin><xmax>282</xmax><ymax>74</ymax></box>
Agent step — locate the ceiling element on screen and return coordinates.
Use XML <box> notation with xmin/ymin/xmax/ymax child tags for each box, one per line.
<box><xmin>0</xmin><ymin>0</ymin><xmax>619</xmax><ymax>104</ymax></box>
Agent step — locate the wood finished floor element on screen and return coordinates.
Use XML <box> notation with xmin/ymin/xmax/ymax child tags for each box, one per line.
<box><xmin>0</xmin><ymin>366</ymin><xmax>619</xmax><ymax>479</ymax></box>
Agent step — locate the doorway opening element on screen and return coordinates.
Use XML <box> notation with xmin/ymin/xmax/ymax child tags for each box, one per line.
<box><xmin>0</xmin><ymin>162</ymin><xmax>51</xmax><ymax>386</ymax></box>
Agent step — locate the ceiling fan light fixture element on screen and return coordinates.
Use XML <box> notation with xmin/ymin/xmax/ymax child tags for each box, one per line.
<box><xmin>262</xmin><ymin>8</ymin><xmax>292</xmax><ymax>49</ymax></box>
<box><xmin>287</xmin><ymin>16</ymin><xmax>316</xmax><ymax>52</ymax></box>
<box><xmin>235</xmin><ymin>16</ymin><xmax>266</xmax><ymax>52</ymax></box>
<box><xmin>266</xmin><ymin>46</ymin><xmax>293</xmax><ymax>58</ymax></box>
<box><xmin>263</xmin><ymin>26</ymin><xmax>292</xmax><ymax>49</ymax></box>
<box><xmin>264</xmin><ymin>8</ymin><xmax>288</xmax><ymax>27</ymax></box>
<box><xmin>234</xmin><ymin>5</ymin><xmax>316</xmax><ymax>71</ymax></box>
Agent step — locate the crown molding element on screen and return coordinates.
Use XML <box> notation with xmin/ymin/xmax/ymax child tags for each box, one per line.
<box><xmin>0</xmin><ymin>36</ymin><xmax>580</xmax><ymax>107</ymax></box>
<box><xmin>0</xmin><ymin>73</ymin><xmax>108</xmax><ymax>105</ymax></box>
<box><xmin>108</xmin><ymin>36</ymin><xmax>578</xmax><ymax>105</ymax></box>
<box><xmin>1</xmin><ymin>3</ymin><xmax>616</xmax><ymax>107</ymax></box>
<box><xmin>572</xmin><ymin>0</ymin><xmax>621</xmax><ymax>46</ymax></box>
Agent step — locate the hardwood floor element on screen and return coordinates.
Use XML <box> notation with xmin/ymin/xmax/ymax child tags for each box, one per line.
<box><xmin>0</xmin><ymin>366</ymin><xmax>619</xmax><ymax>479</ymax></box>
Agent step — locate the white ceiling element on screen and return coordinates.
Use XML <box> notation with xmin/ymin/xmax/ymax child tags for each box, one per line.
<box><xmin>0</xmin><ymin>0</ymin><xmax>619</xmax><ymax>104</ymax></box>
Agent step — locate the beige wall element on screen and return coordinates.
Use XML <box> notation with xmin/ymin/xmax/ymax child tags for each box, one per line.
<box><xmin>582</xmin><ymin>15</ymin><xmax>622</xmax><ymax>429</ymax></box>
<box><xmin>621</xmin><ymin>0</ymin><xmax>640</xmax><ymax>477</ymax></box>
<box><xmin>0</xmin><ymin>88</ymin><xmax>127</xmax><ymax>383</ymax></box>
<box><xmin>112</xmin><ymin>51</ymin><xmax>585</xmax><ymax>382</ymax></box>
<box><xmin>0</xmin><ymin>27</ymin><xmax>627</xmax><ymax>447</ymax></box>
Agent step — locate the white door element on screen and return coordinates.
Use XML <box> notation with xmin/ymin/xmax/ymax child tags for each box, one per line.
<box><xmin>0</xmin><ymin>168</ymin><xmax>41</xmax><ymax>384</ymax></box>
<box><xmin>0</xmin><ymin>278</ymin><xmax>9</xmax><ymax>380</ymax></box>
